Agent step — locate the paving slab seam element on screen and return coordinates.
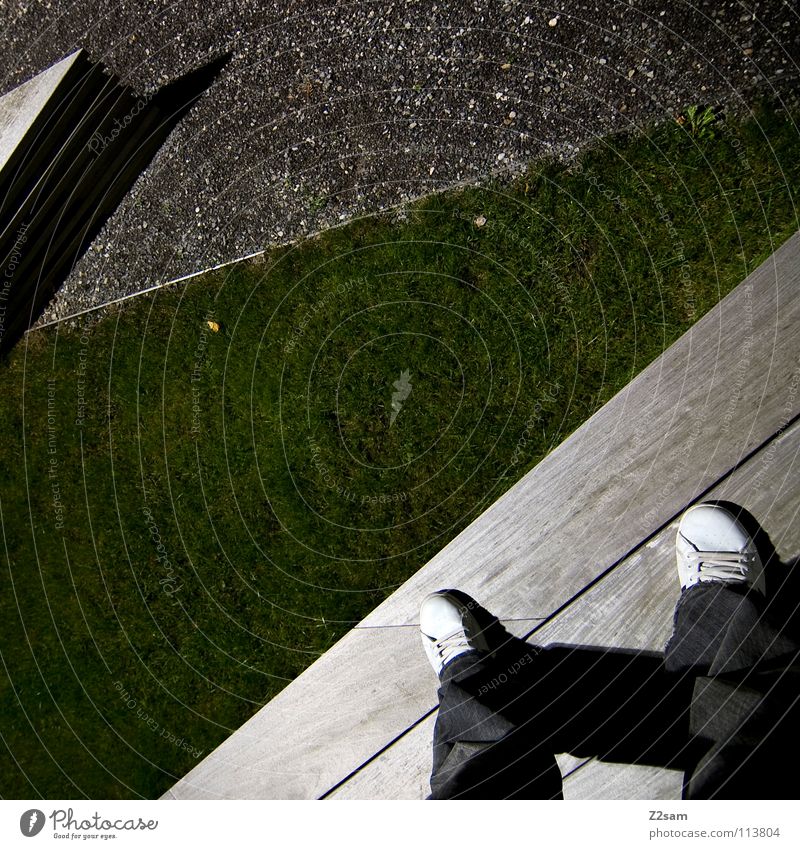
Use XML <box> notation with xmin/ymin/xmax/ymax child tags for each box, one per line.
<box><xmin>318</xmin><ymin>706</ymin><xmax>438</xmax><ymax>800</ymax></box>
<box><xmin>518</xmin><ymin>406</ymin><xmax>800</xmax><ymax>646</ymax></box>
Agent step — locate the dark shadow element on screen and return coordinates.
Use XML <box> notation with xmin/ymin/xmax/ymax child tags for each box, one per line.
<box><xmin>0</xmin><ymin>50</ymin><xmax>231</xmax><ymax>356</ymax></box>
<box><xmin>460</xmin><ymin>641</ymin><xmax>702</xmax><ymax>770</ymax></box>
<box><xmin>438</xmin><ymin>589</ymin><xmax>703</xmax><ymax>773</ymax></box>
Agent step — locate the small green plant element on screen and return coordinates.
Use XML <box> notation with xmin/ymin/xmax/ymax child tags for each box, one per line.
<box><xmin>307</xmin><ymin>192</ymin><xmax>329</xmax><ymax>214</ymax></box>
<box><xmin>677</xmin><ymin>104</ymin><xmax>717</xmax><ymax>140</ymax></box>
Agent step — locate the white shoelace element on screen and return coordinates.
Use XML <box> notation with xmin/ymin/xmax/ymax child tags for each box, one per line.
<box><xmin>685</xmin><ymin>550</ymin><xmax>754</xmax><ymax>582</ymax></box>
<box><xmin>431</xmin><ymin>628</ymin><xmax>472</xmax><ymax>666</ymax></box>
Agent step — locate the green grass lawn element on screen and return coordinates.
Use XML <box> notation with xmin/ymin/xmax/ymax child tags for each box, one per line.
<box><xmin>1</xmin><ymin>102</ymin><xmax>799</xmax><ymax>798</ymax></box>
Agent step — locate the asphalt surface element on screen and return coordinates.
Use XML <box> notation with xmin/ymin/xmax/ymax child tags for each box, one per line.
<box><xmin>0</xmin><ymin>0</ymin><xmax>797</xmax><ymax>325</ymax></box>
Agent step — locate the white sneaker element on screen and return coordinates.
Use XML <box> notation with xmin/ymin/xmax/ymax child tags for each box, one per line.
<box><xmin>676</xmin><ymin>503</ymin><xmax>766</xmax><ymax>594</ymax></box>
<box><xmin>419</xmin><ymin>590</ymin><xmax>491</xmax><ymax>676</ymax></box>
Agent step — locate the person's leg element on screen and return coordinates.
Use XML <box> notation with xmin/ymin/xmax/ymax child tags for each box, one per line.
<box><xmin>423</xmin><ymin>592</ymin><xmax>694</xmax><ymax>797</ymax></box>
<box><xmin>666</xmin><ymin>503</ymin><xmax>800</xmax><ymax>799</ymax></box>
<box><xmin>422</xmin><ymin>591</ymin><xmax>563</xmax><ymax>799</ymax></box>
<box><xmin>664</xmin><ymin>582</ymin><xmax>793</xmax><ymax>676</ymax></box>
<box><xmin>429</xmin><ymin>648</ymin><xmax>563</xmax><ymax>799</ymax></box>
<box><xmin>666</xmin><ymin>583</ymin><xmax>800</xmax><ymax>798</ymax></box>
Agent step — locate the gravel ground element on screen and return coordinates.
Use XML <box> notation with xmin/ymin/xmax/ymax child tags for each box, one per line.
<box><xmin>0</xmin><ymin>0</ymin><xmax>797</xmax><ymax>325</ymax></box>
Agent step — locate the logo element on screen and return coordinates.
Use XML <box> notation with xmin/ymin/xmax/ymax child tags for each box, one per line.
<box><xmin>389</xmin><ymin>369</ymin><xmax>412</xmax><ymax>426</ymax></box>
<box><xmin>19</xmin><ymin>809</ymin><xmax>45</xmax><ymax>837</ymax></box>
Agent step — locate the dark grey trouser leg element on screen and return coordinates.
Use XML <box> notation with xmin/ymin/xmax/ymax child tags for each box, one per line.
<box><xmin>429</xmin><ymin>649</ymin><xmax>564</xmax><ymax>799</ymax></box>
<box><xmin>428</xmin><ymin>640</ymin><xmax>693</xmax><ymax>799</ymax></box>
<box><xmin>665</xmin><ymin>583</ymin><xmax>800</xmax><ymax>799</ymax></box>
